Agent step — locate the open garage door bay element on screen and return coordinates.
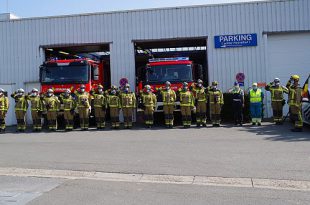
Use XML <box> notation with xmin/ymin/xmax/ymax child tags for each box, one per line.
<box><xmin>41</xmin><ymin>43</ymin><xmax>111</xmax><ymax>89</ymax></box>
<box><xmin>134</xmin><ymin>37</ymin><xmax>208</xmax><ymax>86</ymax></box>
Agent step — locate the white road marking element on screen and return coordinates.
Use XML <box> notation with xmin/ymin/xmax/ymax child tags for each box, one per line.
<box><xmin>0</xmin><ymin>167</ymin><xmax>310</xmax><ymax>191</ymax></box>
<box><xmin>193</xmin><ymin>176</ymin><xmax>253</xmax><ymax>188</ymax></box>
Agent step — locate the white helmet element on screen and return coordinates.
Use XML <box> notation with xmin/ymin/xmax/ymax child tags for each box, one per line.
<box><xmin>32</xmin><ymin>88</ymin><xmax>39</xmax><ymax>93</ymax></box>
<box><xmin>145</xmin><ymin>85</ymin><xmax>151</xmax><ymax>90</ymax></box>
<box><xmin>0</xmin><ymin>88</ymin><xmax>4</xmax><ymax>93</ymax></box>
<box><xmin>17</xmin><ymin>88</ymin><xmax>25</xmax><ymax>93</ymax></box>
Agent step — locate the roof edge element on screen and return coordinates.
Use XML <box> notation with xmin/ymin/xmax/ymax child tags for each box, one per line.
<box><xmin>0</xmin><ymin>0</ymin><xmax>294</xmax><ymax>23</ymax></box>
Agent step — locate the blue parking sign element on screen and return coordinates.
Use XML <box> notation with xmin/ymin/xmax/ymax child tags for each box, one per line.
<box><xmin>215</xmin><ymin>33</ymin><xmax>257</xmax><ymax>48</ymax></box>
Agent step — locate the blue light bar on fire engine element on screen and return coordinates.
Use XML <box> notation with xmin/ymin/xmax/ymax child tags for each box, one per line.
<box><xmin>148</xmin><ymin>57</ymin><xmax>189</xmax><ymax>62</ymax></box>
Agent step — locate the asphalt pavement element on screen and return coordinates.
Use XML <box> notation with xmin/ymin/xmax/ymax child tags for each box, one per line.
<box><xmin>0</xmin><ymin>122</ymin><xmax>309</xmax><ymax>204</ymax></box>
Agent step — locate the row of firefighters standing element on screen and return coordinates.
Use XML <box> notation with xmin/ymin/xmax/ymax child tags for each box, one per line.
<box><xmin>158</xmin><ymin>80</ymin><xmax>224</xmax><ymax>128</ymax></box>
<box><xmin>0</xmin><ymin>75</ymin><xmax>304</xmax><ymax>132</ymax></box>
<box><xmin>0</xmin><ymin>84</ymin><xmax>135</xmax><ymax>132</ymax></box>
<box><xmin>141</xmin><ymin>75</ymin><xmax>304</xmax><ymax>132</ymax></box>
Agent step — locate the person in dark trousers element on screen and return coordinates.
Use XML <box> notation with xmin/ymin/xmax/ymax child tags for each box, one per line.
<box><xmin>229</xmin><ymin>82</ymin><xmax>244</xmax><ymax>126</ymax></box>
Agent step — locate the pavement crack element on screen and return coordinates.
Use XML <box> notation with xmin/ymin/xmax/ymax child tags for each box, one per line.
<box><xmin>251</xmin><ymin>178</ymin><xmax>254</xmax><ymax>188</ymax></box>
<box><xmin>191</xmin><ymin>176</ymin><xmax>196</xmax><ymax>184</ymax></box>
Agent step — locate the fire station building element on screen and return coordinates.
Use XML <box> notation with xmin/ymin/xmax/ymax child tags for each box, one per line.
<box><xmin>0</xmin><ymin>0</ymin><xmax>309</xmax><ymax>125</ymax></box>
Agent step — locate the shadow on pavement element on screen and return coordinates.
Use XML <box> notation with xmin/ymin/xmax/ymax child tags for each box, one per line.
<box><xmin>238</xmin><ymin>122</ymin><xmax>310</xmax><ymax>142</ymax></box>
<box><xmin>1</xmin><ymin>122</ymin><xmax>309</xmax><ymax>143</ymax></box>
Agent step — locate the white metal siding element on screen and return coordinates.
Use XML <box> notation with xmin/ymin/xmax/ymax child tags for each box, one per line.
<box><xmin>266</xmin><ymin>32</ymin><xmax>310</xmax><ymax>117</ymax></box>
<box><xmin>0</xmin><ymin>0</ymin><xmax>309</xmax><ymax>124</ymax></box>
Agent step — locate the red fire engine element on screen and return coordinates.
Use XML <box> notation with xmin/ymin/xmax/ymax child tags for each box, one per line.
<box><xmin>40</xmin><ymin>58</ymin><xmax>104</xmax><ymax>94</ymax></box>
<box><xmin>137</xmin><ymin>57</ymin><xmax>204</xmax><ymax>112</ymax></box>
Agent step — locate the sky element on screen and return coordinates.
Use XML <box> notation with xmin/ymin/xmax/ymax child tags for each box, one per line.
<box><xmin>0</xmin><ymin>0</ymin><xmax>267</xmax><ymax>18</ymax></box>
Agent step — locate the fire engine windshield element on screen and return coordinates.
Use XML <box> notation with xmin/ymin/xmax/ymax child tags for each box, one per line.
<box><xmin>40</xmin><ymin>65</ymin><xmax>89</xmax><ymax>84</ymax></box>
<box><xmin>146</xmin><ymin>64</ymin><xmax>193</xmax><ymax>84</ymax></box>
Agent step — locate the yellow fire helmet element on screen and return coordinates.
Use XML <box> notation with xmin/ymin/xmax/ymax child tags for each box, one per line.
<box><xmin>292</xmin><ymin>75</ymin><xmax>300</xmax><ymax>81</ymax></box>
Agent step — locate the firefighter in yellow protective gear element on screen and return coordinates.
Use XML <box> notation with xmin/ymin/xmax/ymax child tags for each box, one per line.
<box><xmin>11</xmin><ymin>88</ymin><xmax>28</xmax><ymax>132</ymax></box>
<box><xmin>208</xmin><ymin>81</ymin><xmax>224</xmax><ymax>127</ymax></box>
<box><xmin>108</xmin><ymin>85</ymin><xmax>121</xmax><ymax>129</ymax></box>
<box><xmin>286</xmin><ymin>75</ymin><xmax>303</xmax><ymax>132</ymax></box>
<box><xmin>26</xmin><ymin>88</ymin><xmax>44</xmax><ymax>131</ymax></box>
<box><xmin>192</xmin><ymin>79</ymin><xmax>208</xmax><ymax>127</ymax></box>
<box><xmin>43</xmin><ymin>89</ymin><xmax>60</xmax><ymax>131</ymax></box>
<box><xmin>161</xmin><ymin>81</ymin><xmax>176</xmax><ymax>128</ymax></box>
<box><xmin>75</xmin><ymin>85</ymin><xmax>91</xmax><ymax>130</ymax></box>
<box><xmin>91</xmin><ymin>85</ymin><xmax>107</xmax><ymax>129</ymax></box>
<box><xmin>0</xmin><ymin>88</ymin><xmax>9</xmax><ymax>133</ymax></box>
<box><xmin>59</xmin><ymin>89</ymin><xmax>76</xmax><ymax>131</ymax></box>
<box><xmin>265</xmin><ymin>78</ymin><xmax>289</xmax><ymax>124</ymax></box>
<box><xmin>120</xmin><ymin>83</ymin><xmax>136</xmax><ymax>129</ymax></box>
<box><xmin>141</xmin><ymin>85</ymin><xmax>157</xmax><ymax>128</ymax></box>
<box><xmin>179</xmin><ymin>82</ymin><xmax>195</xmax><ymax>128</ymax></box>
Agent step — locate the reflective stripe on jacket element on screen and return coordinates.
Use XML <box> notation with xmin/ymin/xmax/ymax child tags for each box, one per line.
<box><xmin>0</xmin><ymin>96</ymin><xmax>9</xmax><ymax>111</ymax></box>
<box><xmin>93</xmin><ymin>93</ymin><xmax>107</xmax><ymax>108</ymax></box>
<box><xmin>249</xmin><ymin>89</ymin><xmax>262</xmax><ymax>103</ymax></box>
<box><xmin>142</xmin><ymin>93</ymin><xmax>157</xmax><ymax>108</ymax></box>
<box><xmin>27</xmin><ymin>96</ymin><xmax>44</xmax><ymax>111</ymax></box>
<box><xmin>161</xmin><ymin>89</ymin><xmax>176</xmax><ymax>106</ymax></box>
<box><xmin>62</xmin><ymin>96</ymin><xmax>76</xmax><ymax>111</ymax></box>
<box><xmin>43</xmin><ymin>96</ymin><xmax>60</xmax><ymax>112</ymax></box>
<box><xmin>265</xmin><ymin>83</ymin><xmax>288</xmax><ymax>102</ymax></box>
<box><xmin>11</xmin><ymin>95</ymin><xmax>28</xmax><ymax>111</ymax></box>
<box><xmin>120</xmin><ymin>92</ymin><xmax>136</xmax><ymax>108</ymax></box>
<box><xmin>108</xmin><ymin>95</ymin><xmax>121</xmax><ymax>108</ymax></box>
<box><xmin>180</xmin><ymin>91</ymin><xmax>195</xmax><ymax>107</ymax></box>
<box><xmin>76</xmin><ymin>92</ymin><xmax>91</xmax><ymax>108</ymax></box>
<box><xmin>193</xmin><ymin>87</ymin><xmax>207</xmax><ymax>102</ymax></box>
<box><xmin>209</xmin><ymin>90</ymin><xmax>224</xmax><ymax>104</ymax></box>
<box><xmin>287</xmin><ymin>85</ymin><xmax>302</xmax><ymax>106</ymax></box>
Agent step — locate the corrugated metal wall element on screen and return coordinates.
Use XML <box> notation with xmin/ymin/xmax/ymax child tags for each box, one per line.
<box><xmin>0</xmin><ymin>0</ymin><xmax>309</xmax><ymax>123</ymax></box>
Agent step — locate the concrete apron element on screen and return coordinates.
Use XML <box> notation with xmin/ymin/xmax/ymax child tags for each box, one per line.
<box><xmin>0</xmin><ymin>167</ymin><xmax>310</xmax><ymax>192</ymax></box>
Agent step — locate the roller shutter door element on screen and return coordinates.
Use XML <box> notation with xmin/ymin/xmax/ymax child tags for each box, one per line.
<box><xmin>266</xmin><ymin>33</ymin><xmax>310</xmax><ymax>117</ymax></box>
